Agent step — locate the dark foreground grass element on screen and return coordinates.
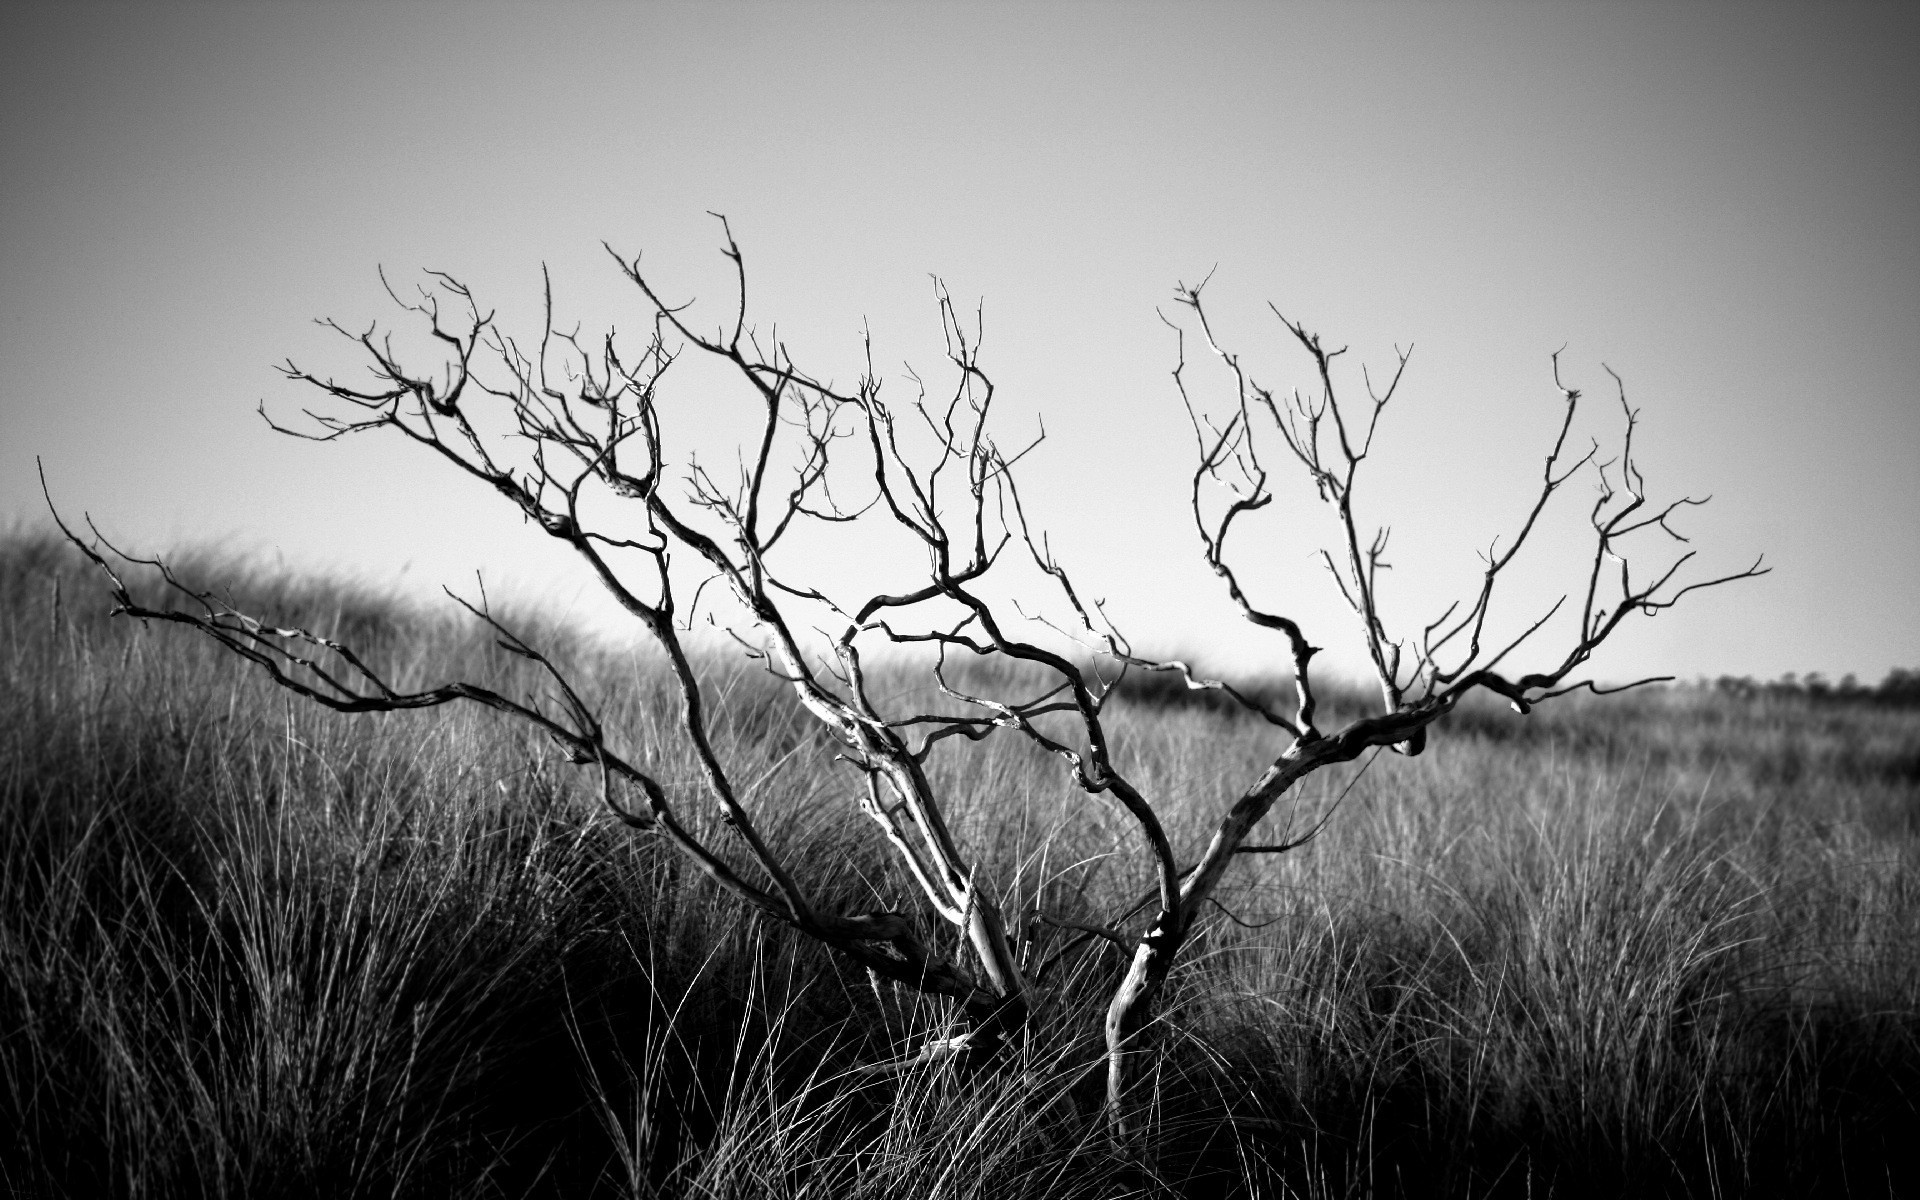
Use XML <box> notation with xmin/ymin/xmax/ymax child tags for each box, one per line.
<box><xmin>2</xmin><ymin>531</ymin><xmax>1916</xmax><ymax>1198</ymax></box>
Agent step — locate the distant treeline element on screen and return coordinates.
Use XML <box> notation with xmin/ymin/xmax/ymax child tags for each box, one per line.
<box><xmin>1708</xmin><ymin>667</ymin><xmax>1920</xmax><ymax>708</ymax></box>
<box><xmin>1108</xmin><ymin>660</ymin><xmax>1920</xmax><ymax>718</ymax></box>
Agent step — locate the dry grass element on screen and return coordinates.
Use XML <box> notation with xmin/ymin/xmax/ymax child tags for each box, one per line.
<box><xmin>2</xmin><ymin>531</ymin><xmax>1915</xmax><ymax>1198</ymax></box>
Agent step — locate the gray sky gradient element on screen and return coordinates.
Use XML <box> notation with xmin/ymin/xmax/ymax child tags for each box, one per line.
<box><xmin>4</xmin><ymin>1</ymin><xmax>1916</xmax><ymax>687</ymax></box>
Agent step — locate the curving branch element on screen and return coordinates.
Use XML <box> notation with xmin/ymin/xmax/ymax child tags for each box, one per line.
<box><xmin>1077</xmin><ymin>283</ymin><xmax>1767</xmax><ymax>1131</ymax></box>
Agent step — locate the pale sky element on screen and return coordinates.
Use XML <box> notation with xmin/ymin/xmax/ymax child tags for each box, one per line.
<box><xmin>4</xmin><ymin>2</ymin><xmax>1916</xmax><ymax>688</ymax></box>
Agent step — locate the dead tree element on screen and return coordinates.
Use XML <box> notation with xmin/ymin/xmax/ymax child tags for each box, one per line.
<box><xmin>48</xmin><ymin>220</ymin><xmax>1763</xmax><ymax>1130</ymax></box>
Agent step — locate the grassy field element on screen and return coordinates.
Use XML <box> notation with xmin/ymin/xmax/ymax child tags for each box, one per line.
<box><xmin>3</xmin><ymin>530</ymin><xmax>1916</xmax><ymax>1198</ymax></box>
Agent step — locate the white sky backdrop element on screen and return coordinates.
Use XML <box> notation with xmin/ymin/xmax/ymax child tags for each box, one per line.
<box><xmin>3</xmin><ymin>2</ymin><xmax>1916</xmax><ymax>688</ymax></box>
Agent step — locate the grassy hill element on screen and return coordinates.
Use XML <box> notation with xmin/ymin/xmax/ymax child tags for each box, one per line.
<box><xmin>3</xmin><ymin>531</ymin><xmax>1916</xmax><ymax>1198</ymax></box>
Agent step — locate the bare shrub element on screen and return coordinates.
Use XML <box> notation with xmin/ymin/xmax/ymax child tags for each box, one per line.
<box><xmin>46</xmin><ymin>219</ymin><xmax>1761</xmax><ymax>1130</ymax></box>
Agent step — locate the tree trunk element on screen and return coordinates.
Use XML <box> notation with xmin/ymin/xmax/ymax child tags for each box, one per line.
<box><xmin>961</xmin><ymin>899</ymin><xmax>1030</xmax><ymax>1060</ymax></box>
<box><xmin>1103</xmin><ymin>911</ymin><xmax>1185</xmax><ymax>1130</ymax></box>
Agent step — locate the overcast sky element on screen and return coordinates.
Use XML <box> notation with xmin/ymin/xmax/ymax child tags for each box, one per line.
<box><xmin>4</xmin><ymin>1</ymin><xmax>1916</xmax><ymax>688</ymax></box>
